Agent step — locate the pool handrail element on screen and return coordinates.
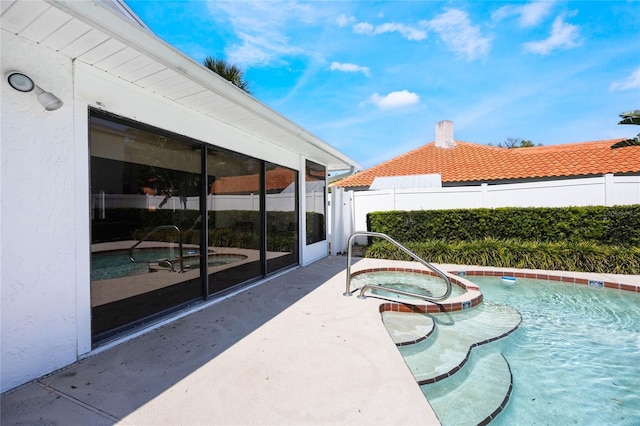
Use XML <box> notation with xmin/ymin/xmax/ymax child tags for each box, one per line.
<box><xmin>129</xmin><ymin>225</ymin><xmax>184</xmax><ymax>273</ymax></box>
<box><xmin>344</xmin><ymin>231</ymin><xmax>452</xmax><ymax>302</ymax></box>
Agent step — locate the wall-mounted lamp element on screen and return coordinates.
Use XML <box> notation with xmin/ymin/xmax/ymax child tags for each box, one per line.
<box><xmin>5</xmin><ymin>71</ymin><xmax>63</xmax><ymax>111</ymax></box>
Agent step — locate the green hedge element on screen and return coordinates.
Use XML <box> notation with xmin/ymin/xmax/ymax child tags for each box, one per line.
<box><xmin>365</xmin><ymin>239</ymin><xmax>640</xmax><ymax>275</ymax></box>
<box><xmin>367</xmin><ymin>205</ymin><xmax>640</xmax><ymax>247</ymax></box>
<box><xmin>365</xmin><ymin>205</ymin><xmax>640</xmax><ymax>274</ymax></box>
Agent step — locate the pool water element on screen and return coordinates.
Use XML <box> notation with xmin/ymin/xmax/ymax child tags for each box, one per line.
<box><xmin>351</xmin><ymin>271</ymin><xmax>465</xmax><ymax>300</ymax></box>
<box><xmin>460</xmin><ymin>276</ymin><xmax>640</xmax><ymax>425</ymax></box>
<box><xmin>91</xmin><ymin>249</ymin><xmax>246</xmax><ymax>281</ymax></box>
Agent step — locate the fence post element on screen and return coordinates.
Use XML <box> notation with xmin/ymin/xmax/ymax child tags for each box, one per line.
<box><xmin>481</xmin><ymin>183</ymin><xmax>488</xmax><ymax>208</ymax></box>
<box><xmin>604</xmin><ymin>174</ymin><xmax>615</xmax><ymax>206</ymax></box>
<box><xmin>330</xmin><ymin>188</ymin><xmax>344</xmax><ymax>255</ymax></box>
<box><xmin>391</xmin><ymin>186</ymin><xmax>396</xmax><ymax>210</ymax></box>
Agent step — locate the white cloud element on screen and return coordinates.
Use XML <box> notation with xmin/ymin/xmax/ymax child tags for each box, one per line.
<box><xmin>492</xmin><ymin>1</ymin><xmax>554</xmax><ymax>27</ymax></box>
<box><xmin>610</xmin><ymin>67</ymin><xmax>640</xmax><ymax>91</ymax></box>
<box><xmin>227</xmin><ymin>31</ymin><xmax>302</xmax><ymax>66</ymax></box>
<box><xmin>353</xmin><ymin>22</ymin><xmax>374</xmax><ymax>35</ymax></box>
<box><xmin>228</xmin><ymin>39</ymin><xmax>274</xmax><ymax>66</ymax></box>
<box><xmin>421</xmin><ymin>9</ymin><xmax>492</xmax><ymax>61</ymax></box>
<box><xmin>353</xmin><ymin>21</ymin><xmax>427</xmax><ymax>41</ymax></box>
<box><xmin>336</xmin><ymin>13</ymin><xmax>355</xmax><ymax>27</ymax></box>
<box><xmin>368</xmin><ymin>90</ymin><xmax>420</xmax><ymax>110</ymax></box>
<box><xmin>519</xmin><ymin>2</ymin><xmax>555</xmax><ymax>27</ymax></box>
<box><xmin>330</xmin><ymin>62</ymin><xmax>371</xmax><ymax>77</ymax></box>
<box><xmin>378</xmin><ymin>23</ymin><xmax>427</xmax><ymax>41</ymax></box>
<box><xmin>206</xmin><ymin>1</ymin><xmax>327</xmax><ymax>66</ymax></box>
<box><xmin>523</xmin><ymin>13</ymin><xmax>581</xmax><ymax>55</ymax></box>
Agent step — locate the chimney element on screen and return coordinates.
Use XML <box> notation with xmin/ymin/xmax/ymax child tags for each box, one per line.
<box><xmin>435</xmin><ymin>120</ymin><xmax>456</xmax><ymax>148</ymax></box>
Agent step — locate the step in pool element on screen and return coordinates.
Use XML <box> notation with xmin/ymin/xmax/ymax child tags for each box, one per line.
<box><xmin>382</xmin><ymin>311</ymin><xmax>435</xmax><ymax>345</ymax></box>
<box><xmin>382</xmin><ymin>301</ymin><xmax>521</xmax><ymax>425</ymax></box>
<box><xmin>395</xmin><ymin>302</ymin><xmax>521</xmax><ymax>384</ymax></box>
<box><xmin>422</xmin><ymin>344</ymin><xmax>512</xmax><ymax>425</ymax></box>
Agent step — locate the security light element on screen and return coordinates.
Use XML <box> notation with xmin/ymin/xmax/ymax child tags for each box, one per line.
<box><xmin>5</xmin><ymin>71</ymin><xmax>63</xmax><ymax>111</ymax></box>
<box><xmin>6</xmin><ymin>72</ymin><xmax>35</xmax><ymax>92</ymax></box>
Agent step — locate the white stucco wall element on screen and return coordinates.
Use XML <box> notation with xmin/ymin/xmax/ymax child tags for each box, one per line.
<box><xmin>1</xmin><ymin>33</ymin><xmax>78</xmax><ymax>392</ymax></box>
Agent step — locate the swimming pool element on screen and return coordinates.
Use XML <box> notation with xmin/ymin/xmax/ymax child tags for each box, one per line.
<box><xmin>467</xmin><ymin>276</ymin><xmax>640</xmax><ymax>425</ymax></box>
<box><xmin>374</xmin><ymin>272</ymin><xmax>640</xmax><ymax>424</ymax></box>
<box><xmin>91</xmin><ymin>249</ymin><xmax>247</xmax><ymax>281</ymax></box>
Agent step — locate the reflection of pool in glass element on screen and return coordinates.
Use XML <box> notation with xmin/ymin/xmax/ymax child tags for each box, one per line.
<box><xmin>91</xmin><ymin>249</ymin><xmax>247</xmax><ymax>281</ymax></box>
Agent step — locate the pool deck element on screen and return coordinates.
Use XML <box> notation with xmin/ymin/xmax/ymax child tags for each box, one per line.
<box><xmin>2</xmin><ymin>256</ymin><xmax>638</xmax><ymax>425</ymax></box>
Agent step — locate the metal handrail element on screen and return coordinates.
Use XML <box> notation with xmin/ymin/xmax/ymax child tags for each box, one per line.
<box><xmin>129</xmin><ymin>225</ymin><xmax>184</xmax><ymax>273</ymax></box>
<box><xmin>343</xmin><ymin>231</ymin><xmax>452</xmax><ymax>302</ymax></box>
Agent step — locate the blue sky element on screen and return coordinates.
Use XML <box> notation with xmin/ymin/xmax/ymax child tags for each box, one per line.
<box><xmin>126</xmin><ymin>1</ymin><xmax>640</xmax><ymax>169</ymax></box>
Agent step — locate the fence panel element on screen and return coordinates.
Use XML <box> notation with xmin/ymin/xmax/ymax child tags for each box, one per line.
<box><xmin>335</xmin><ymin>175</ymin><xmax>640</xmax><ymax>240</ymax></box>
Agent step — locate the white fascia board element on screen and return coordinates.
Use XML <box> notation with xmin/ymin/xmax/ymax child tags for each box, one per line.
<box><xmin>100</xmin><ymin>0</ymin><xmax>150</xmax><ymax>30</ymax></box>
<box><xmin>47</xmin><ymin>0</ymin><xmax>361</xmax><ymax>172</ymax></box>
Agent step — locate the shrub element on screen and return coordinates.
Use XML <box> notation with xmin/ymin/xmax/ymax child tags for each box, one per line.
<box><xmin>365</xmin><ymin>238</ymin><xmax>640</xmax><ymax>274</ymax></box>
<box><xmin>367</xmin><ymin>205</ymin><xmax>640</xmax><ymax>247</ymax></box>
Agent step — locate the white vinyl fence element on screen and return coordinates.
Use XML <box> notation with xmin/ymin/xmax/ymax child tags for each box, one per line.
<box><xmin>329</xmin><ymin>174</ymin><xmax>640</xmax><ymax>253</ymax></box>
<box><xmin>90</xmin><ymin>192</ymin><xmax>311</xmax><ymax>218</ymax></box>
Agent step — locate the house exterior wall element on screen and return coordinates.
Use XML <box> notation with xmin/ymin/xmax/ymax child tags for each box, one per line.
<box><xmin>331</xmin><ymin>175</ymin><xmax>640</xmax><ymax>250</ymax></box>
<box><xmin>1</xmin><ymin>31</ymin><xmax>329</xmax><ymax>392</ymax></box>
<box><xmin>1</xmin><ymin>32</ymin><xmax>78</xmax><ymax>393</ymax></box>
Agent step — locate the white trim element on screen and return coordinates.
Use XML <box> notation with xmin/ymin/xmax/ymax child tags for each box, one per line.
<box><xmin>73</xmin><ymin>70</ymin><xmax>93</xmax><ymax>356</ymax></box>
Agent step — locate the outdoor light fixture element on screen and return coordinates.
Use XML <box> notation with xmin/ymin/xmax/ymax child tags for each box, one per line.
<box><xmin>5</xmin><ymin>71</ymin><xmax>63</xmax><ymax>111</ymax></box>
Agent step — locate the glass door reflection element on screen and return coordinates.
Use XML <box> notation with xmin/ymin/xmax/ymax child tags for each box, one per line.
<box><xmin>266</xmin><ymin>162</ymin><xmax>299</xmax><ymax>273</ymax></box>
<box><xmin>90</xmin><ymin>115</ymin><xmax>203</xmax><ymax>343</ymax></box>
<box><xmin>206</xmin><ymin>148</ymin><xmax>263</xmax><ymax>293</ymax></box>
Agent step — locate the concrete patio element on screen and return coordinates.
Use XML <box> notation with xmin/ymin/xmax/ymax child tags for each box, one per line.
<box><xmin>1</xmin><ymin>256</ymin><xmax>440</xmax><ymax>425</ymax></box>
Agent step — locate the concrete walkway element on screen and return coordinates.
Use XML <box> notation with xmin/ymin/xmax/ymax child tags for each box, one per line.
<box><xmin>1</xmin><ymin>256</ymin><xmax>440</xmax><ymax>425</ymax></box>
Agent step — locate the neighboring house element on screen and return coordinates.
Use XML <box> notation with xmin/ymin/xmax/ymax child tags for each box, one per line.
<box><xmin>335</xmin><ymin>121</ymin><xmax>640</xmax><ymax>191</ymax></box>
<box><xmin>211</xmin><ymin>167</ymin><xmax>297</xmax><ymax>194</ymax></box>
<box><xmin>1</xmin><ymin>0</ymin><xmax>359</xmax><ymax>392</ymax></box>
<box><xmin>329</xmin><ymin>120</ymin><xmax>640</xmax><ymax>253</ymax></box>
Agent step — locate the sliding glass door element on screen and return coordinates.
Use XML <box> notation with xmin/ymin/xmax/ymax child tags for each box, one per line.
<box><xmin>206</xmin><ymin>147</ymin><xmax>263</xmax><ymax>293</ymax></box>
<box><xmin>89</xmin><ymin>111</ymin><xmax>302</xmax><ymax>344</ymax></box>
<box><xmin>266</xmin><ymin>162</ymin><xmax>299</xmax><ymax>273</ymax></box>
<box><xmin>90</xmin><ymin>114</ymin><xmax>203</xmax><ymax>342</ymax></box>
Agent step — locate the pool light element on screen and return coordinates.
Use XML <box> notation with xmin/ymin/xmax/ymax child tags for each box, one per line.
<box><xmin>5</xmin><ymin>71</ymin><xmax>63</xmax><ymax>111</ymax></box>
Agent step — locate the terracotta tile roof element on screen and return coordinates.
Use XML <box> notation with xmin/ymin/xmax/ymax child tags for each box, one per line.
<box><xmin>334</xmin><ymin>139</ymin><xmax>640</xmax><ymax>189</ymax></box>
<box><xmin>211</xmin><ymin>167</ymin><xmax>296</xmax><ymax>194</ymax></box>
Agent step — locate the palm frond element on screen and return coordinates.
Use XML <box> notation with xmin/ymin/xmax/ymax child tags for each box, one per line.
<box><xmin>610</xmin><ymin>136</ymin><xmax>640</xmax><ymax>149</ymax></box>
<box><xmin>202</xmin><ymin>56</ymin><xmax>251</xmax><ymax>94</ymax></box>
<box><xmin>618</xmin><ymin>109</ymin><xmax>640</xmax><ymax>125</ymax></box>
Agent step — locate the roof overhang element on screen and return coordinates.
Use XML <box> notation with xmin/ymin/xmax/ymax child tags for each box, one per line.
<box><xmin>1</xmin><ymin>0</ymin><xmax>361</xmax><ymax>172</ymax></box>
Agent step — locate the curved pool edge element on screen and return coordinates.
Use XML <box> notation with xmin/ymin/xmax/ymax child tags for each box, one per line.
<box><xmin>451</xmin><ymin>267</ymin><xmax>640</xmax><ymax>293</ymax></box>
<box><xmin>348</xmin><ymin>261</ymin><xmax>639</xmax><ymax>319</ymax></box>
<box><xmin>348</xmin><ymin>261</ymin><xmax>640</xmax><ymax>346</ymax></box>
<box><xmin>351</xmin><ymin>267</ymin><xmax>483</xmax><ymax>315</ymax></box>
